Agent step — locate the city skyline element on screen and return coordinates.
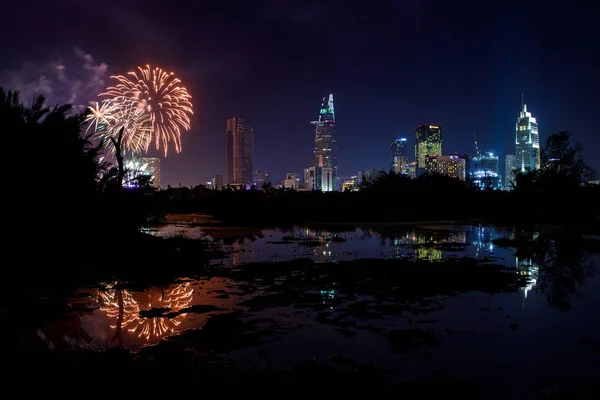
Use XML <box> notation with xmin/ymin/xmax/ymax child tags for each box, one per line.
<box><xmin>0</xmin><ymin>0</ymin><xmax>597</xmax><ymax>187</ymax></box>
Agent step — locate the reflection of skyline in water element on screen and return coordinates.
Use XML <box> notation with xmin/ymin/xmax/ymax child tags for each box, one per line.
<box><xmin>303</xmin><ymin>228</ymin><xmax>339</xmax><ymax>264</ymax></box>
<box><xmin>187</xmin><ymin>224</ymin><xmax>540</xmax><ymax>269</ymax></box>
<box><xmin>99</xmin><ymin>282</ymin><xmax>193</xmax><ymax>345</ymax></box>
<box><xmin>153</xmin><ymin>223</ymin><xmax>543</xmax><ymax>300</ymax></box>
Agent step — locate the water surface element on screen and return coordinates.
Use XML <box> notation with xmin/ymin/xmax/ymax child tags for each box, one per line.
<box><xmin>42</xmin><ymin>216</ymin><xmax>600</xmax><ymax>398</ymax></box>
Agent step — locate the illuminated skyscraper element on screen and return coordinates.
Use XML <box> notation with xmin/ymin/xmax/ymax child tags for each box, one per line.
<box><xmin>311</xmin><ymin>94</ymin><xmax>337</xmax><ymax>177</ymax></box>
<box><xmin>515</xmin><ymin>97</ymin><xmax>540</xmax><ymax>172</ymax></box>
<box><xmin>226</xmin><ymin>118</ymin><xmax>254</xmax><ymax>187</ymax></box>
<box><xmin>415</xmin><ymin>125</ymin><xmax>442</xmax><ymax>174</ymax></box>
<box><xmin>390</xmin><ymin>137</ymin><xmax>408</xmax><ymax>174</ymax></box>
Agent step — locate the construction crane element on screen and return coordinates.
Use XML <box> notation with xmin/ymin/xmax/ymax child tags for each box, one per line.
<box><xmin>473</xmin><ymin>131</ymin><xmax>482</xmax><ymax>158</ymax></box>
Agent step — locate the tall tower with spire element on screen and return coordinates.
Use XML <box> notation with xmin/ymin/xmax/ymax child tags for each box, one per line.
<box><xmin>515</xmin><ymin>95</ymin><xmax>540</xmax><ymax>172</ymax></box>
<box><xmin>311</xmin><ymin>94</ymin><xmax>337</xmax><ymax>177</ymax></box>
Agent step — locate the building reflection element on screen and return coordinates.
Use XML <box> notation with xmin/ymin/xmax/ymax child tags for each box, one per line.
<box><xmin>472</xmin><ymin>225</ymin><xmax>497</xmax><ymax>259</ymax></box>
<box><xmin>415</xmin><ymin>247</ymin><xmax>443</xmax><ymax>261</ymax></box>
<box><xmin>388</xmin><ymin>230</ymin><xmax>468</xmax><ymax>261</ymax></box>
<box><xmin>515</xmin><ymin>257</ymin><xmax>539</xmax><ymax>300</ymax></box>
<box><xmin>293</xmin><ymin>227</ymin><xmax>340</xmax><ymax>263</ymax></box>
<box><xmin>320</xmin><ymin>289</ymin><xmax>336</xmax><ymax>311</ymax></box>
<box><xmin>99</xmin><ymin>282</ymin><xmax>194</xmax><ymax>347</ymax></box>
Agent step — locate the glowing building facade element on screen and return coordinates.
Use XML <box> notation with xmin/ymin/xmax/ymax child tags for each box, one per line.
<box><xmin>226</xmin><ymin>117</ymin><xmax>254</xmax><ymax>187</ymax></box>
<box><xmin>390</xmin><ymin>137</ymin><xmax>408</xmax><ymax>174</ymax></box>
<box><xmin>425</xmin><ymin>154</ymin><xmax>466</xmax><ymax>180</ymax></box>
<box><xmin>515</xmin><ymin>100</ymin><xmax>540</xmax><ymax>172</ymax></box>
<box><xmin>311</xmin><ymin>94</ymin><xmax>337</xmax><ymax>178</ymax></box>
<box><xmin>407</xmin><ymin>161</ymin><xmax>417</xmax><ymax>179</ymax></box>
<box><xmin>415</xmin><ymin>125</ymin><xmax>442</xmax><ymax>174</ymax></box>
<box><xmin>470</xmin><ymin>152</ymin><xmax>501</xmax><ymax>190</ymax></box>
<box><xmin>307</xmin><ymin>166</ymin><xmax>333</xmax><ymax>191</ymax></box>
<box><xmin>504</xmin><ymin>155</ymin><xmax>516</xmax><ymax>190</ymax></box>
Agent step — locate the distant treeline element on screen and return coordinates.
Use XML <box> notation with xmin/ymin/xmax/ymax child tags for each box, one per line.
<box><xmin>155</xmin><ymin>173</ymin><xmax>600</xmax><ymax>226</ymax></box>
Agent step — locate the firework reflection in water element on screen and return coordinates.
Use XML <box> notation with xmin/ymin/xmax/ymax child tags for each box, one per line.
<box><xmin>99</xmin><ymin>282</ymin><xmax>193</xmax><ymax>345</ymax></box>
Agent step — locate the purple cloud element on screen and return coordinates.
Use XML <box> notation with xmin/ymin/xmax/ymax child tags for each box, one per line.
<box><xmin>0</xmin><ymin>47</ymin><xmax>109</xmax><ymax>113</ymax></box>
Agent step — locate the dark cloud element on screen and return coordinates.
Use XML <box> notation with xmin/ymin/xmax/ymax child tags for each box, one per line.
<box><xmin>0</xmin><ymin>47</ymin><xmax>109</xmax><ymax>112</ymax></box>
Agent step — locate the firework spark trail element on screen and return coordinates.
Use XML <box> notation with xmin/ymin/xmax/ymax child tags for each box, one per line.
<box><xmin>99</xmin><ymin>65</ymin><xmax>193</xmax><ymax>157</ymax></box>
<box><xmin>85</xmin><ymin>99</ymin><xmax>152</xmax><ymax>155</ymax></box>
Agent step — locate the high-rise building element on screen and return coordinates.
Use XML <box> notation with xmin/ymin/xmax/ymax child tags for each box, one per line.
<box><xmin>470</xmin><ymin>152</ymin><xmax>501</xmax><ymax>190</ymax></box>
<box><xmin>321</xmin><ymin>168</ymin><xmax>334</xmax><ymax>192</ymax></box>
<box><xmin>226</xmin><ymin>118</ymin><xmax>254</xmax><ymax>187</ymax></box>
<box><xmin>253</xmin><ymin>170</ymin><xmax>269</xmax><ymax>188</ymax></box>
<box><xmin>390</xmin><ymin>137</ymin><xmax>408</xmax><ymax>174</ymax></box>
<box><xmin>307</xmin><ymin>166</ymin><xmax>334</xmax><ymax>191</ymax></box>
<box><xmin>415</xmin><ymin>125</ymin><xmax>442</xmax><ymax>174</ymax></box>
<box><xmin>311</xmin><ymin>94</ymin><xmax>337</xmax><ymax>178</ymax></box>
<box><xmin>407</xmin><ymin>161</ymin><xmax>417</xmax><ymax>179</ymax></box>
<box><xmin>425</xmin><ymin>155</ymin><xmax>465</xmax><ymax>180</ymax></box>
<box><xmin>504</xmin><ymin>155</ymin><xmax>516</xmax><ymax>190</ymax></box>
<box><xmin>211</xmin><ymin>174</ymin><xmax>223</xmax><ymax>190</ymax></box>
<box><xmin>515</xmin><ymin>97</ymin><xmax>540</xmax><ymax>172</ymax></box>
<box><xmin>302</xmin><ymin>168</ymin><xmax>310</xmax><ymax>189</ymax></box>
<box><xmin>458</xmin><ymin>153</ymin><xmax>471</xmax><ymax>182</ymax></box>
<box><xmin>139</xmin><ymin>157</ymin><xmax>161</xmax><ymax>188</ymax></box>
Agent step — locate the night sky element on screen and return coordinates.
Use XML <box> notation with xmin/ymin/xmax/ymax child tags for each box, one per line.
<box><xmin>1</xmin><ymin>0</ymin><xmax>598</xmax><ymax>187</ymax></box>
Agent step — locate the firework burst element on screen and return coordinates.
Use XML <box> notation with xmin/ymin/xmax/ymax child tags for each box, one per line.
<box><xmin>85</xmin><ymin>99</ymin><xmax>152</xmax><ymax>155</ymax></box>
<box><xmin>100</xmin><ymin>65</ymin><xmax>193</xmax><ymax>156</ymax></box>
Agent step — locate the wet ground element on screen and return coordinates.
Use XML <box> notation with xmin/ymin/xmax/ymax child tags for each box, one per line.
<box><xmin>26</xmin><ymin>215</ymin><xmax>600</xmax><ymax>398</ymax></box>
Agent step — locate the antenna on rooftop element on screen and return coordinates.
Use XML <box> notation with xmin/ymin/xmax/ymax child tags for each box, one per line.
<box><xmin>521</xmin><ymin>93</ymin><xmax>524</xmax><ymax>111</ymax></box>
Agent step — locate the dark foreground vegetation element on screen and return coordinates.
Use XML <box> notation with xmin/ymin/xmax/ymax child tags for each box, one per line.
<box><xmin>160</xmin><ymin>173</ymin><xmax>599</xmax><ymax>227</ymax></box>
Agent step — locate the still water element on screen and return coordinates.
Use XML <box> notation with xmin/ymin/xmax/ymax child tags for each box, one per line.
<box><xmin>45</xmin><ymin>216</ymin><xmax>600</xmax><ymax>398</ymax></box>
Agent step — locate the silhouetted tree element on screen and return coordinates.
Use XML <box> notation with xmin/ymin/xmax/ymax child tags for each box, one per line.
<box><xmin>1</xmin><ymin>88</ymin><xmax>107</xmax><ymax>202</ymax></box>
<box><xmin>540</xmin><ymin>131</ymin><xmax>596</xmax><ymax>187</ymax></box>
<box><xmin>262</xmin><ymin>181</ymin><xmax>272</xmax><ymax>191</ymax></box>
<box><xmin>111</xmin><ymin>126</ymin><xmax>126</xmax><ymax>188</ymax></box>
<box><xmin>514</xmin><ymin>131</ymin><xmax>596</xmax><ymax>193</ymax></box>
